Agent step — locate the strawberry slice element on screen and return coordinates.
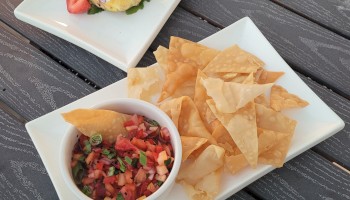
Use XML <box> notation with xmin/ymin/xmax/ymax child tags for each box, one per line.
<box><xmin>66</xmin><ymin>0</ymin><xmax>91</xmax><ymax>14</ymax></box>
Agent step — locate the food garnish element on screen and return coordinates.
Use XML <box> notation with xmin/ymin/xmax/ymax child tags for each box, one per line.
<box><xmin>63</xmin><ymin>113</ymin><xmax>174</xmax><ymax>199</ymax></box>
<box><xmin>127</xmin><ymin>36</ymin><xmax>309</xmax><ymax>199</ymax></box>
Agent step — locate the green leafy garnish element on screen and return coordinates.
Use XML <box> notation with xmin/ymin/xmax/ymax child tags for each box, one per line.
<box><xmin>72</xmin><ymin>162</ymin><xmax>85</xmax><ymax>184</ymax></box>
<box><xmin>83</xmin><ymin>140</ymin><xmax>91</xmax><ymax>154</ymax></box>
<box><xmin>164</xmin><ymin>158</ymin><xmax>172</xmax><ymax>166</ymax></box>
<box><xmin>102</xmin><ymin>148</ymin><xmax>110</xmax><ymax>155</ymax></box>
<box><xmin>82</xmin><ymin>185</ymin><xmax>92</xmax><ymax>197</ymax></box>
<box><xmin>125</xmin><ymin>156</ymin><xmax>132</xmax><ymax>165</ymax></box>
<box><xmin>139</xmin><ymin>151</ymin><xmax>147</xmax><ymax>166</ymax></box>
<box><xmin>107</xmin><ymin>152</ymin><xmax>116</xmax><ymax>159</ymax></box>
<box><xmin>108</xmin><ymin>166</ymin><xmax>115</xmax><ymax>176</ymax></box>
<box><xmin>117</xmin><ymin>157</ymin><xmax>126</xmax><ymax>172</ymax></box>
<box><xmin>126</xmin><ymin>0</ymin><xmax>151</xmax><ymax>15</ymax></box>
<box><xmin>89</xmin><ymin>134</ymin><xmax>102</xmax><ymax>146</ymax></box>
<box><xmin>78</xmin><ymin>155</ymin><xmax>86</xmax><ymax>162</ymax></box>
<box><xmin>117</xmin><ymin>192</ymin><xmax>125</xmax><ymax>200</ymax></box>
<box><xmin>88</xmin><ymin>4</ymin><xmax>104</xmax><ymax>15</ymax></box>
<box><xmin>156</xmin><ymin>180</ymin><xmax>163</xmax><ymax>187</ymax></box>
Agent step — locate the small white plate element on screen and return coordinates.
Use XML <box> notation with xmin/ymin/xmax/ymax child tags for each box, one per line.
<box><xmin>25</xmin><ymin>17</ymin><xmax>345</xmax><ymax>199</ymax></box>
<box><xmin>14</xmin><ymin>0</ymin><xmax>180</xmax><ymax>71</ymax></box>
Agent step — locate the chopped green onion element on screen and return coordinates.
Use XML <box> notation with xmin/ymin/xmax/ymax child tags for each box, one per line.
<box><xmin>83</xmin><ymin>140</ymin><xmax>91</xmax><ymax>154</ymax></box>
<box><xmin>139</xmin><ymin>151</ymin><xmax>147</xmax><ymax>166</ymax></box>
<box><xmin>125</xmin><ymin>156</ymin><xmax>132</xmax><ymax>165</ymax></box>
<box><xmin>164</xmin><ymin>158</ymin><xmax>172</xmax><ymax>166</ymax></box>
<box><xmin>82</xmin><ymin>185</ymin><xmax>92</xmax><ymax>197</ymax></box>
<box><xmin>131</xmin><ymin>158</ymin><xmax>138</xmax><ymax>168</ymax></box>
<box><xmin>89</xmin><ymin>134</ymin><xmax>102</xmax><ymax>146</ymax></box>
<box><xmin>107</xmin><ymin>152</ymin><xmax>116</xmax><ymax>159</ymax></box>
<box><xmin>117</xmin><ymin>157</ymin><xmax>126</xmax><ymax>172</ymax></box>
<box><xmin>102</xmin><ymin>148</ymin><xmax>110</xmax><ymax>155</ymax></box>
<box><xmin>117</xmin><ymin>192</ymin><xmax>125</xmax><ymax>200</ymax></box>
<box><xmin>108</xmin><ymin>166</ymin><xmax>115</xmax><ymax>176</ymax></box>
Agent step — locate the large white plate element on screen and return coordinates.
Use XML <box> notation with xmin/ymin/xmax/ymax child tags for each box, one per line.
<box><xmin>25</xmin><ymin>17</ymin><xmax>344</xmax><ymax>199</ymax></box>
<box><xmin>14</xmin><ymin>0</ymin><xmax>180</xmax><ymax>71</ymax></box>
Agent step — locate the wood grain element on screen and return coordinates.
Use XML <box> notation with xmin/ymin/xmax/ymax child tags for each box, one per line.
<box><xmin>0</xmin><ymin>0</ymin><xmax>126</xmax><ymax>88</ymax></box>
<box><xmin>180</xmin><ymin>0</ymin><xmax>350</xmax><ymax>98</ymax></box>
<box><xmin>247</xmin><ymin>150</ymin><xmax>350</xmax><ymax>200</ymax></box>
<box><xmin>0</xmin><ymin>26</ymin><xmax>95</xmax><ymax>121</ymax></box>
<box><xmin>301</xmin><ymin>74</ymin><xmax>350</xmax><ymax>169</ymax></box>
<box><xmin>0</xmin><ymin>109</ymin><xmax>58</xmax><ymax>200</ymax></box>
<box><xmin>274</xmin><ymin>0</ymin><xmax>350</xmax><ymax>39</ymax></box>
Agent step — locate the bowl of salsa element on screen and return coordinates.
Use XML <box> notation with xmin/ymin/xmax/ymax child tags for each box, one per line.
<box><xmin>59</xmin><ymin>98</ymin><xmax>182</xmax><ymax>200</ymax></box>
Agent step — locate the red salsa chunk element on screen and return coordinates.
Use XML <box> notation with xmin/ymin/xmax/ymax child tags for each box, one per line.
<box><xmin>71</xmin><ymin>114</ymin><xmax>174</xmax><ymax>200</ymax></box>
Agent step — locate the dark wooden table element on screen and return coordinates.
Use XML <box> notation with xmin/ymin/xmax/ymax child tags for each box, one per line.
<box><xmin>1</xmin><ymin>0</ymin><xmax>350</xmax><ymax>199</ymax></box>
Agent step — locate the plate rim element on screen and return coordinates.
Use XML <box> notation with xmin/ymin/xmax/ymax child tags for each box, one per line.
<box><xmin>25</xmin><ymin>17</ymin><xmax>345</xmax><ymax>200</ymax></box>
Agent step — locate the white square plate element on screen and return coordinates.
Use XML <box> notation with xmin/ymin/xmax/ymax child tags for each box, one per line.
<box><xmin>25</xmin><ymin>17</ymin><xmax>344</xmax><ymax>199</ymax></box>
<box><xmin>14</xmin><ymin>0</ymin><xmax>180</xmax><ymax>71</ymax></box>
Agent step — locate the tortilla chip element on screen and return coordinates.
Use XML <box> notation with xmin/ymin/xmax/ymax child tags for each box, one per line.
<box><xmin>225</xmin><ymin>154</ymin><xmax>249</xmax><ymax>174</ymax></box>
<box><xmin>158</xmin><ymin>37</ymin><xmax>219</xmax><ymax>102</ymax></box>
<box><xmin>194</xmin><ymin>70</ymin><xmax>218</xmax><ymax>132</ymax></box>
<box><xmin>203</xmin><ymin>45</ymin><xmax>264</xmax><ymax>73</ymax></box>
<box><xmin>207</xmin><ymin>100</ymin><xmax>258</xmax><ymax>168</ymax></box>
<box><xmin>256</xmin><ymin>104</ymin><xmax>297</xmax><ymax>166</ymax></box>
<box><xmin>181</xmin><ymin>136</ymin><xmax>208</xmax><ymax>161</ymax></box>
<box><xmin>160</xmin><ymin>96</ymin><xmax>217</xmax><ymax>144</ymax></box>
<box><xmin>257</xmin><ymin>70</ymin><xmax>284</xmax><ymax>84</ymax></box>
<box><xmin>62</xmin><ymin>109</ymin><xmax>130</xmax><ymax>143</ymax></box>
<box><xmin>202</xmin><ymin>77</ymin><xmax>273</xmax><ymax>113</ymax></box>
<box><xmin>194</xmin><ymin>168</ymin><xmax>222</xmax><ymax>199</ymax></box>
<box><xmin>153</xmin><ymin>46</ymin><xmax>168</xmax><ymax>71</ymax></box>
<box><xmin>242</xmin><ymin>73</ymin><xmax>255</xmax><ymax>84</ymax></box>
<box><xmin>254</xmin><ymin>94</ymin><xmax>269</xmax><ymax>107</ymax></box>
<box><xmin>177</xmin><ymin>145</ymin><xmax>225</xmax><ymax>184</ymax></box>
<box><xmin>127</xmin><ymin>64</ymin><xmax>165</xmax><ymax>103</ymax></box>
<box><xmin>211</xmin><ymin>124</ymin><xmax>236</xmax><ymax>149</ymax></box>
<box><xmin>257</xmin><ymin>128</ymin><xmax>289</xmax><ymax>153</ymax></box>
<box><xmin>270</xmin><ymin>85</ymin><xmax>309</xmax><ymax>111</ymax></box>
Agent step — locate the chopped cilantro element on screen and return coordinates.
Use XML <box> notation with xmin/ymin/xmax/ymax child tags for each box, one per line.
<box><xmin>82</xmin><ymin>185</ymin><xmax>92</xmax><ymax>197</ymax></box>
<box><xmin>139</xmin><ymin>151</ymin><xmax>147</xmax><ymax>166</ymax></box>
<box><xmin>102</xmin><ymin>148</ymin><xmax>110</xmax><ymax>155</ymax></box>
<box><xmin>83</xmin><ymin>140</ymin><xmax>91</xmax><ymax>154</ymax></box>
<box><xmin>126</xmin><ymin>0</ymin><xmax>151</xmax><ymax>15</ymax></box>
<box><xmin>117</xmin><ymin>157</ymin><xmax>126</xmax><ymax>172</ymax></box>
<box><xmin>125</xmin><ymin>156</ymin><xmax>132</xmax><ymax>165</ymax></box>
<box><xmin>156</xmin><ymin>180</ymin><xmax>163</xmax><ymax>187</ymax></box>
<box><xmin>108</xmin><ymin>166</ymin><xmax>115</xmax><ymax>176</ymax></box>
<box><xmin>107</xmin><ymin>152</ymin><xmax>116</xmax><ymax>159</ymax></box>
<box><xmin>88</xmin><ymin>4</ymin><xmax>104</xmax><ymax>15</ymax></box>
<box><xmin>164</xmin><ymin>158</ymin><xmax>171</xmax><ymax>166</ymax></box>
<box><xmin>131</xmin><ymin>158</ymin><xmax>138</xmax><ymax>168</ymax></box>
<box><xmin>117</xmin><ymin>192</ymin><xmax>125</xmax><ymax>200</ymax></box>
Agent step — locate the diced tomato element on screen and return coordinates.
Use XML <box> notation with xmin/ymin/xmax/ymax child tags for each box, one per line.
<box><xmin>125</xmin><ymin>170</ymin><xmax>133</xmax><ymax>184</ymax></box>
<box><xmin>145</xmin><ymin>141</ymin><xmax>156</xmax><ymax>152</ymax></box>
<box><xmin>144</xmin><ymin>189</ymin><xmax>153</xmax><ymax>197</ymax></box>
<box><xmin>103</xmin><ymin>176</ymin><xmax>116</xmax><ymax>184</ymax></box>
<box><xmin>137</xmin><ymin>180</ymin><xmax>151</xmax><ymax>197</ymax></box>
<box><xmin>124</xmin><ymin>120</ymin><xmax>135</xmax><ymax>127</ymax></box>
<box><xmin>115</xmin><ymin>138</ymin><xmax>137</xmax><ymax>152</ymax></box>
<box><xmin>135</xmin><ymin>130</ymin><xmax>145</xmax><ymax>139</ymax></box>
<box><xmin>131</xmin><ymin>138</ymin><xmax>147</xmax><ymax>150</ymax></box>
<box><xmin>134</xmin><ymin>168</ymin><xmax>146</xmax><ymax>183</ymax></box>
<box><xmin>138</xmin><ymin>116</ymin><xmax>144</xmax><ymax>124</ymax></box>
<box><xmin>155</xmin><ymin>145</ymin><xmax>163</xmax><ymax>153</ymax></box>
<box><xmin>66</xmin><ymin>0</ymin><xmax>91</xmax><ymax>14</ymax></box>
<box><xmin>160</xmin><ymin>127</ymin><xmax>171</xmax><ymax>142</ymax></box>
<box><xmin>96</xmin><ymin>162</ymin><xmax>104</xmax><ymax>170</ymax></box>
<box><xmin>120</xmin><ymin>183</ymin><xmax>136</xmax><ymax>200</ymax></box>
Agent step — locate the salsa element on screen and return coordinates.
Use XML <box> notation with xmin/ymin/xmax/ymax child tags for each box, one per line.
<box><xmin>71</xmin><ymin>114</ymin><xmax>174</xmax><ymax>200</ymax></box>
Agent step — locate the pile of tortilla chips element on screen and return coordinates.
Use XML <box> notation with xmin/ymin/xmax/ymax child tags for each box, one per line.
<box><xmin>128</xmin><ymin>37</ymin><xmax>309</xmax><ymax>200</ymax></box>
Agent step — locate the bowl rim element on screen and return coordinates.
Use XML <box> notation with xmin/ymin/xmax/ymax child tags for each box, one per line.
<box><xmin>59</xmin><ymin>98</ymin><xmax>182</xmax><ymax>200</ymax></box>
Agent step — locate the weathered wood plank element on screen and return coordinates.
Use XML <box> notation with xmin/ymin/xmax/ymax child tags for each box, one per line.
<box><xmin>246</xmin><ymin>150</ymin><xmax>350</xmax><ymax>200</ymax></box>
<box><xmin>0</xmin><ymin>109</ymin><xmax>58</xmax><ymax>200</ymax></box>
<box><xmin>0</xmin><ymin>0</ymin><xmax>125</xmax><ymax>88</ymax></box>
<box><xmin>300</xmin><ymin>74</ymin><xmax>350</xmax><ymax>169</ymax></box>
<box><xmin>273</xmin><ymin>0</ymin><xmax>350</xmax><ymax>39</ymax></box>
<box><xmin>0</xmin><ymin>25</ymin><xmax>95</xmax><ymax>121</ymax></box>
<box><xmin>180</xmin><ymin>0</ymin><xmax>350</xmax><ymax>98</ymax></box>
<box><xmin>227</xmin><ymin>190</ymin><xmax>257</xmax><ymax>200</ymax></box>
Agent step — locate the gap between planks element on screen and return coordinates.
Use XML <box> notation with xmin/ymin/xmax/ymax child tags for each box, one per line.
<box><xmin>269</xmin><ymin>0</ymin><xmax>350</xmax><ymax>41</ymax></box>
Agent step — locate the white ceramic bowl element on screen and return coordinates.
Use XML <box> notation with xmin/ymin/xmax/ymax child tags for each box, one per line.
<box><xmin>60</xmin><ymin>98</ymin><xmax>182</xmax><ymax>200</ymax></box>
